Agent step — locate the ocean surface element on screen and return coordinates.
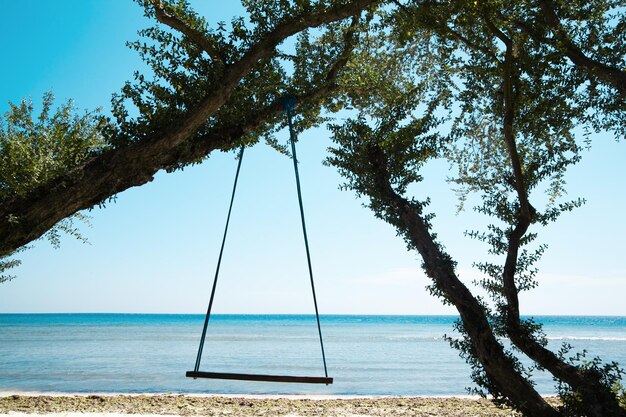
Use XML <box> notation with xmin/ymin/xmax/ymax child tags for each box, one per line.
<box><xmin>1</xmin><ymin>314</ymin><xmax>625</xmax><ymax>395</ymax></box>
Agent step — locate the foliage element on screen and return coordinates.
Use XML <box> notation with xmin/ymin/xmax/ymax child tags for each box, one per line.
<box><xmin>1</xmin><ymin>0</ymin><xmax>371</xmax><ymax>277</ymax></box>
<box><xmin>327</xmin><ymin>0</ymin><xmax>626</xmax><ymax>413</ymax></box>
<box><xmin>0</xmin><ymin>253</ymin><xmax>21</xmax><ymax>284</ymax></box>
<box><xmin>111</xmin><ymin>0</ymin><xmax>366</xmax><ymax>161</ymax></box>
<box><xmin>0</xmin><ymin>94</ymin><xmax>102</xmax><ymax>277</ymax></box>
<box><xmin>0</xmin><ymin>93</ymin><xmax>107</xmax><ymax>201</ymax></box>
<box><xmin>557</xmin><ymin>345</ymin><xmax>626</xmax><ymax>416</ymax></box>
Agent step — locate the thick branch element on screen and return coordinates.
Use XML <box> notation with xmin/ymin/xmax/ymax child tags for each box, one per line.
<box><xmin>0</xmin><ymin>92</ymin><xmax>312</xmax><ymax>257</ymax></box>
<box><xmin>0</xmin><ymin>1</ymin><xmax>374</xmax><ymax>256</ymax></box>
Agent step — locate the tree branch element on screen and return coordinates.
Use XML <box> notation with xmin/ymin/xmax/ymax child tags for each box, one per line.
<box><xmin>509</xmin><ymin>1</ymin><xmax>626</xmax><ymax>98</ymax></box>
<box><xmin>485</xmin><ymin>18</ymin><xmax>529</xmax><ymax>322</ymax></box>
<box><xmin>325</xmin><ymin>16</ymin><xmax>360</xmax><ymax>82</ymax></box>
<box><xmin>396</xmin><ymin>1</ymin><xmax>500</xmax><ymax>63</ymax></box>
<box><xmin>0</xmin><ymin>0</ymin><xmax>377</xmax><ymax>256</ymax></box>
<box><xmin>149</xmin><ymin>0</ymin><xmax>379</xmax><ymax>154</ymax></box>
<box><xmin>173</xmin><ymin>27</ymin><xmax>361</xmax><ymax>168</ymax></box>
<box><xmin>444</xmin><ymin>26</ymin><xmax>500</xmax><ymax>63</ymax></box>
<box><xmin>152</xmin><ymin>0</ymin><xmax>224</xmax><ymax>64</ymax></box>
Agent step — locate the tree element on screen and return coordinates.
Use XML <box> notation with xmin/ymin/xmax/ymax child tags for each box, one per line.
<box><xmin>2</xmin><ymin>0</ymin><xmax>625</xmax><ymax>415</ymax></box>
<box><xmin>0</xmin><ymin>0</ymin><xmax>378</xmax><ymax>258</ymax></box>
<box><xmin>327</xmin><ymin>0</ymin><xmax>625</xmax><ymax>416</ymax></box>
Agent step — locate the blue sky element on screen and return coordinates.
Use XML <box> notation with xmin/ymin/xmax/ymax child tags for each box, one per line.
<box><xmin>1</xmin><ymin>1</ymin><xmax>625</xmax><ymax>315</ymax></box>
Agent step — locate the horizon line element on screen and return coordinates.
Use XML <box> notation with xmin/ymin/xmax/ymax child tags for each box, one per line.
<box><xmin>2</xmin><ymin>312</ymin><xmax>626</xmax><ymax>317</ymax></box>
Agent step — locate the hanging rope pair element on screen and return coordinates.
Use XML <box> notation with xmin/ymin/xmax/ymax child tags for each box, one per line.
<box><xmin>186</xmin><ymin>95</ymin><xmax>332</xmax><ymax>385</ymax></box>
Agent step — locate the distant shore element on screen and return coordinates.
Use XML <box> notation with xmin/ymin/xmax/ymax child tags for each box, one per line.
<box><xmin>0</xmin><ymin>393</ymin><xmax>541</xmax><ymax>416</ymax></box>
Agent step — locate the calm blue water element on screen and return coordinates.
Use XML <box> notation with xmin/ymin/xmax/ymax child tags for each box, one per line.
<box><xmin>1</xmin><ymin>314</ymin><xmax>625</xmax><ymax>395</ymax></box>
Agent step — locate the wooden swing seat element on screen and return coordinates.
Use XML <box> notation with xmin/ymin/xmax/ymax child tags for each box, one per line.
<box><xmin>186</xmin><ymin>371</ymin><xmax>333</xmax><ymax>384</ymax></box>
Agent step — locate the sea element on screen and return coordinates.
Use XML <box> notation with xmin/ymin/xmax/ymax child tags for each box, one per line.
<box><xmin>1</xmin><ymin>314</ymin><xmax>625</xmax><ymax>396</ymax></box>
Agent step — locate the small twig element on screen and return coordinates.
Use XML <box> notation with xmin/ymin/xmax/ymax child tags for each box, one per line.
<box><xmin>445</xmin><ymin>26</ymin><xmax>500</xmax><ymax>63</ymax></box>
<box><xmin>153</xmin><ymin>0</ymin><xmax>224</xmax><ymax>64</ymax></box>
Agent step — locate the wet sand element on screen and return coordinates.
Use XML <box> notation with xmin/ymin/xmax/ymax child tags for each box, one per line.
<box><xmin>0</xmin><ymin>393</ymin><xmax>527</xmax><ymax>416</ymax></box>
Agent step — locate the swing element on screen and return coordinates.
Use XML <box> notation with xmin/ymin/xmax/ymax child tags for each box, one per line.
<box><xmin>186</xmin><ymin>96</ymin><xmax>333</xmax><ymax>385</ymax></box>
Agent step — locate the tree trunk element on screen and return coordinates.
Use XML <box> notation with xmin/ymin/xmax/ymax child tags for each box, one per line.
<box><xmin>365</xmin><ymin>144</ymin><xmax>560</xmax><ymax>417</ymax></box>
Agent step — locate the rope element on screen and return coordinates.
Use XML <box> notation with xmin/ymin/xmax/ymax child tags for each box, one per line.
<box><xmin>192</xmin><ymin>95</ymin><xmax>329</xmax><ymax>381</ymax></box>
<box><xmin>282</xmin><ymin>95</ymin><xmax>329</xmax><ymax>379</ymax></box>
<box><xmin>194</xmin><ymin>145</ymin><xmax>245</xmax><ymax>372</ymax></box>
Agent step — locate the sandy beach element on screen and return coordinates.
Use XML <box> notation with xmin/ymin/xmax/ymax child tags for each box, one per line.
<box><xmin>0</xmin><ymin>393</ymin><xmax>533</xmax><ymax>417</ymax></box>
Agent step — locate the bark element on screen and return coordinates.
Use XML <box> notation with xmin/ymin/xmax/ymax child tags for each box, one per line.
<box><xmin>364</xmin><ymin>143</ymin><xmax>560</xmax><ymax>417</ymax></box>
<box><xmin>489</xmin><ymin>20</ymin><xmax>626</xmax><ymax>417</ymax></box>
<box><xmin>0</xmin><ymin>1</ymin><xmax>372</xmax><ymax>256</ymax></box>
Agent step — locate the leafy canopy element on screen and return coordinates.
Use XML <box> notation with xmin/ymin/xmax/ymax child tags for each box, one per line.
<box><xmin>0</xmin><ymin>92</ymin><xmax>107</xmax><ymax>201</ymax></box>
<box><xmin>0</xmin><ymin>93</ymin><xmax>103</xmax><ymax>281</ymax></box>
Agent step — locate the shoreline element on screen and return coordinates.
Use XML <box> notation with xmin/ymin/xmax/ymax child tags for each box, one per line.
<box><xmin>0</xmin><ymin>391</ymin><xmax>484</xmax><ymax>400</ymax></box>
<box><xmin>0</xmin><ymin>393</ymin><xmax>558</xmax><ymax>416</ymax></box>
